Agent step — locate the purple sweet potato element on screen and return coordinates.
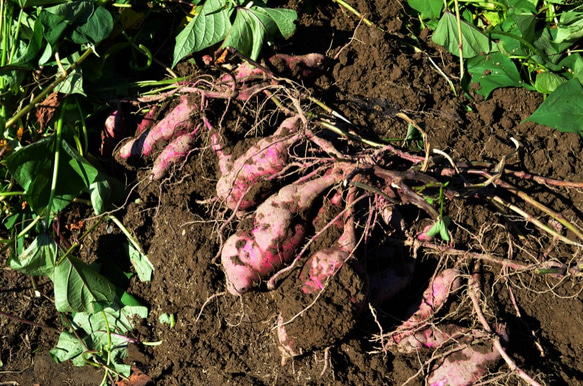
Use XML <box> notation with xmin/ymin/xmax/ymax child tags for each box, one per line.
<box><xmin>221</xmin><ymin>167</ymin><xmax>349</xmax><ymax>295</ymax></box>
<box><xmin>428</xmin><ymin>328</ymin><xmax>504</xmax><ymax>386</ymax></box>
<box><xmin>394</xmin><ymin>323</ymin><xmax>504</xmax><ymax>386</ymax></box>
<box><xmin>101</xmin><ymin>109</ymin><xmax>130</xmax><ymax>158</ymax></box>
<box><xmin>299</xmin><ymin>187</ymin><xmax>357</xmax><ymax>295</ymax></box>
<box><xmin>214</xmin><ymin>116</ymin><xmax>302</xmax><ymax>211</ymax></box>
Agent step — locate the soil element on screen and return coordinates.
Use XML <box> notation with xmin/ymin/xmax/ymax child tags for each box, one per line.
<box><xmin>2</xmin><ymin>1</ymin><xmax>583</xmax><ymax>385</ymax></box>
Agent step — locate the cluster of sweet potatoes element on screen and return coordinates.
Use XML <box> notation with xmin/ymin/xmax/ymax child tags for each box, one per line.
<box><xmin>108</xmin><ymin>55</ymin><xmax>507</xmax><ymax>385</ymax></box>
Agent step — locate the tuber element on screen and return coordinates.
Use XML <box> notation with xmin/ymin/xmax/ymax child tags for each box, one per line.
<box><xmin>221</xmin><ymin>167</ymin><xmax>350</xmax><ymax>295</ymax></box>
<box><xmin>214</xmin><ymin>116</ymin><xmax>302</xmax><ymax>211</ymax></box>
<box><xmin>299</xmin><ymin>186</ymin><xmax>357</xmax><ymax>295</ymax></box>
<box><xmin>119</xmin><ymin>95</ymin><xmax>196</xmax><ymax>159</ymax></box>
<box><xmin>385</xmin><ymin>268</ymin><xmax>462</xmax><ymax>349</ymax></box>
<box><xmin>150</xmin><ymin>127</ymin><xmax>200</xmax><ymax>181</ymax></box>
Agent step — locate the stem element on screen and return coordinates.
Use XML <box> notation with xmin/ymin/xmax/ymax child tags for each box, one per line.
<box><xmin>45</xmin><ymin>105</ymin><xmax>65</xmax><ymax>228</ymax></box>
<box><xmin>0</xmin><ymin>309</ymin><xmax>60</xmax><ymax>334</ymax></box>
<box><xmin>107</xmin><ymin>215</ymin><xmax>145</xmax><ymax>255</ymax></box>
<box><xmin>475</xmin><ymin>171</ymin><xmax>583</xmax><ymax>242</ymax></box>
<box><xmin>453</xmin><ymin>1</ymin><xmax>464</xmax><ymax>79</ymax></box>
<box><xmin>488</xmin><ymin>195</ymin><xmax>581</xmax><ymax>246</ymax></box>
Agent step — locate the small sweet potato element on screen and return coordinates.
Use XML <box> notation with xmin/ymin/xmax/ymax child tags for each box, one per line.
<box><xmin>119</xmin><ymin>95</ymin><xmax>196</xmax><ymax>159</ymax></box>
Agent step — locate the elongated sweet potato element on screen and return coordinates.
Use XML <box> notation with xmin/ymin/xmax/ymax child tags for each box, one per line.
<box><xmin>221</xmin><ymin>167</ymin><xmax>349</xmax><ymax>295</ymax></box>
<box><xmin>386</xmin><ymin>268</ymin><xmax>462</xmax><ymax>349</ymax></box>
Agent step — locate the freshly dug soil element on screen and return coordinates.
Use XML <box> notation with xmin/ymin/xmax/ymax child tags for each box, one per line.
<box><xmin>2</xmin><ymin>1</ymin><xmax>583</xmax><ymax>385</ymax></box>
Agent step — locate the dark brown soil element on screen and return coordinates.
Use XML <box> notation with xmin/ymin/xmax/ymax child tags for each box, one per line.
<box><xmin>2</xmin><ymin>1</ymin><xmax>583</xmax><ymax>385</ymax></box>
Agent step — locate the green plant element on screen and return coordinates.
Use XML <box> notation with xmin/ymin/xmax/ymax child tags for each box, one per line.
<box><xmin>172</xmin><ymin>0</ymin><xmax>297</xmax><ymax>67</ymax></box>
<box><xmin>407</xmin><ymin>0</ymin><xmax>583</xmax><ymax>135</ymax></box>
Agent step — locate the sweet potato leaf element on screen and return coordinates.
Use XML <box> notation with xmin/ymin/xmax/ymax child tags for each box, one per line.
<box><xmin>433</xmin><ymin>11</ymin><xmax>494</xmax><ymax>58</ymax></box>
<box><xmin>526</xmin><ymin>78</ymin><xmax>583</xmax><ymax>135</ymax></box>
<box><xmin>222</xmin><ymin>5</ymin><xmax>296</xmax><ymax>60</ymax></box>
<box><xmin>172</xmin><ymin>0</ymin><xmax>233</xmax><ymax>68</ymax></box>
<box><xmin>408</xmin><ymin>0</ymin><xmax>443</xmax><ymax>20</ymax></box>
<box><xmin>53</xmin><ymin>255</ymin><xmax>116</xmax><ymax>313</ymax></box>
<box><xmin>9</xmin><ymin>233</ymin><xmax>56</xmax><ymax>276</ymax></box>
<box><xmin>467</xmin><ymin>53</ymin><xmax>522</xmax><ymax>98</ymax></box>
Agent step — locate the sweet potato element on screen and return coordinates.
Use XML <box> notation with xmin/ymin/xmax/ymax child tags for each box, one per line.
<box><xmin>214</xmin><ymin>116</ymin><xmax>302</xmax><ymax>211</ymax></box>
<box><xmin>150</xmin><ymin>127</ymin><xmax>199</xmax><ymax>180</ymax></box>
<box><xmin>221</xmin><ymin>167</ymin><xmax>348</xmax><ymax>295</ymax></box>
<box><xmin>427</xmin><ymin>328</ymin><xmax>504</xmax><ymax>386</ymax></box>
<box><xmin>101</xmin><ymin>109</ymin><xmax>130</xmax><ymax>158</ymax></box>
<box><xmin>386</xmin><ymin>268</ymin><xmax>462</xmax><ymax>349</ymax></box>
<box><xmin>394</xmin><ymin>324</ymin><xmax>504</xmax><ymax>386</ymax></box>
<box><xmin>299</xmin><ymin>187</ymin><xmax>357</xmax><ymax>295</ymax></box>
<box><xmin>119</xmin><ymin>95</ymin><xmax>196</xmax><ymax>159</ymax></box>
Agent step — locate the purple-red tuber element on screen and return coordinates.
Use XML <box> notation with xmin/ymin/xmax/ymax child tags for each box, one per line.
<box><xmin>214</xmin><ymin>116</ymin><xmax>302</xmax><ymax>211</ymax></box>
<box><xmin>221</xmin><ymin>167</ymin><xmax>350</xmax><ymax>295</ymax></box>
<box><xmin>119</xmin><ymin>95</ymin><xmax>196</xmax><ymax>159</ymax></box>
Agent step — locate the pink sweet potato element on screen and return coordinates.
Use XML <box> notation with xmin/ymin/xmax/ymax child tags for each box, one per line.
<box><xmin>214</xmin><ymin>116</ymin><xmax>302</xmax><ymax>211</ymax></box>
<box><xmin>427</xmin><ymin>328</ymin><xmax>504</xmax><ymax>386</ymax></box>
<box><xmin>101</xmin><ymin>109</ymin><xmax>130</xmax><ymax>158</ymax></box>
<box><xmin>119</xmin><ymin>95</ymin><xmax>196</xmax><ymax>159</ymax></box>
<box><xmin>394</xmin><ymin>324</ymin><xmax>504</xmax><ymax>386</ymax></box>
<box><xmin>299</xmin><ymin>187</ymin><xmax>357</xmax><ymax>295</ymax></box>
<box><xmin>150</xmin><ymin>127</ymin><xmax>199</xmax><ymax>180</ymax></box>
<box><xmin>221</xmin><ymin>167</ymin><xmax>349</xmax><ymax>295</ymax></box>
<box><xmin>386</xmin><ymin>268</ymin><xmax>462</xmax><ymax>349</ymax></box>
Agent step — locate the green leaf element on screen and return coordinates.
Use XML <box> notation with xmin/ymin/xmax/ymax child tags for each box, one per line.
<box><xmin>19</xmin><ymin>0</ymin><xmax>67</xmax><ymax>6</ymax></box>
<box><xmin>50</xmin><ymin>331</ymin><xmax>85</xmax><ymax>364</ymax></box>
<box><xmin>45</xmin><ymin>0</ymin><xmax>93</xmax><ymax>25</ymax></box>
<box><xmin>432</xmin><ymin>11</ymin><xmax>494</xmax><ymax>58</ymax></box>
<box><xmin>534</xmin><ymin>72</ymin><xmax>566</xmax><ymax>94</ymax></box>
<box><xmin>13</xmin><ymin>18</ymin><xmax>44</xmax><ymax>65</ymax></box>
<box><xmin>408</xmin><ymin>0</ymin><xmax>443</xmax><ymax>20</ymax></box>
<box><xmin>555</xmin><ymin>4</ymin><xmax>583</xmax><ymax>43</ymax></box>
<box><xmin>559</xmin><ymin>54</ymin><xmax>583</xmax><ymax>83</ymax></box>
<box><xmin>39</xmin><ymin>11</ymin><xmax>68</xmax><ymax>46</ymax></box>
<box><xmin>9</xmin><ymin>233</ymin><xmax>56</xmax><ymax>276</ymax></box>
<box><xmin>71</xmin><ymin>6</ymin><xmax>114</xmax><ymax>44</ymax></box>
<box><xmin>222</xmin><ymin>5</ymin><xmax>297</xmax><ymax>60</ymax></box>
<box><xmin>172</xmin><ymin>0</ymin><xmax>233</xmax><ymax>68</ymax></box>
<box><xmin>426</xmin><ymin>216</ymin><xmax>451</xmax><ymax>242</ymax></box>
<box><xmin>525</xmin><ymin>78</ymin><xmax>583</xmax><ymax>135</ymax></box>
<box><xmin>73</xmin><ymin>305</ymin><xmax>148</xmax><ymax>336</ymax></box>
<box><xmin>53</xmin><ymin>255</ymin><xmax>116</xmax><ymax>313</ymax></box>
<box><xmin>126</xmin><ymin>242</ymin><xmax>153</xmax><ymax>282</ymax></box>
<box><xmin>467</xmin><ymin>53</ymin><xmax>522</xmax><ymax>98</ymax></box>
<box><xmin>89</xmin><ymin>176</ymin><xmax>111</xmax><ymax>215</ymax></box>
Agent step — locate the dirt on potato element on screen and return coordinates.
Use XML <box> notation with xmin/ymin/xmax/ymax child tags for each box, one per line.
<box><xmin>2</xmin><ymin>1</ymin><xmax>583</xmax><ymax>385</ymax></box>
